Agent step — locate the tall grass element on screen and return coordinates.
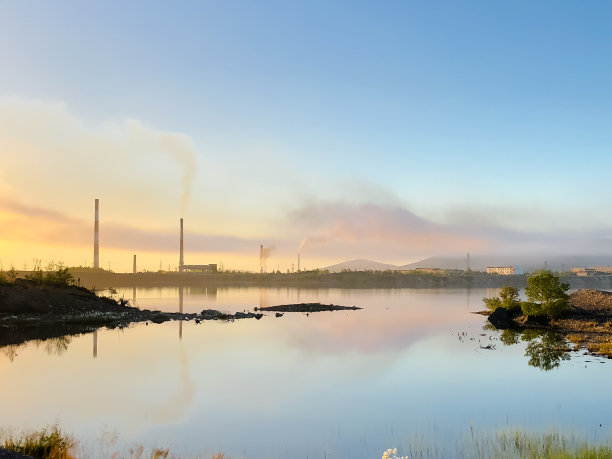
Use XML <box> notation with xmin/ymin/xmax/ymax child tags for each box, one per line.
<box><xmin>3</xmin><ymin>425</ymin><xmax>74</xmax><ymax>459</ymax></box>
<box><xmin>4</xmin><ymin>424</ymin><xmax>612</xmax><ymax>458</ymax></box>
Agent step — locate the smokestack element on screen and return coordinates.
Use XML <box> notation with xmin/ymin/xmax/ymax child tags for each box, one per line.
<box><xmin>297</xmin><ymin>253</ymin><xmax>300</xmax><ymax>272</ymax></box>
<box><xmin>467</xmin><ymin>253</ymin><xmax>471</xmax><ymax>272</ymax></box>
<box><xmin>179</xmin><ymin>218</ymin><xmax>184</xmax><ymax>271</ymax></box>
<box><xmin>260</xmin><ymin>245</ymin><xmax>263</xmax><ymax>273</ymax></box>
<box><xmin>94</xmin><ymin>198</ymin><xmax>100</xmax><ymax>269</ymax></box>
<box><xmin>133</xmin><ymin>254</ymin><xmax>137</xmax><ymax>274</ymax></box>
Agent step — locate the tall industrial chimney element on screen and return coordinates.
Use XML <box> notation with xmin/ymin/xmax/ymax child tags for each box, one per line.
<box><xmin>133</xmin><ymin>254</ymin><xmax>137</xmax><ymax>274</ymax></box>
<box><xmin>179</xmin><ymin>218</ymin><xmax>184</xmax><ymax>272</ymax></box>
<box><xmin>260</xmin><ymin>245</ymin><xmax>263</xmax><ymax>273</ymax></box>
<box><xmin>297</xmin><ymin>253</ymin><xmax>300</xmax><ymax>272</ymax></box>
<box><xmin>466</xmin><ymin>253</ymin><xmax>471</xmax><ymax>272</ymax></box>
<box><xmin>94</xmin><ymin>198</ymin><xmax>100</xmax><ymax>269</ymax></box>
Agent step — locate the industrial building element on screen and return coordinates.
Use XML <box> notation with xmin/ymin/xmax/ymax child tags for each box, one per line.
<box><xmin>571</xmin><ymin>267</ymin><xmax>612</xmax><ymax>277</ymax></box>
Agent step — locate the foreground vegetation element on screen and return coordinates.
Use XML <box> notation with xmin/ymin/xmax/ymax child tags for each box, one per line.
<box><xmin>2</xmin><ymin>425</ymin><xmax>74</xmax><ymax>458</ymax></box>
<box><xmin>4</xmin><ymin>425</ymin><xmax>612</xmax><ymax>458</ymax></box>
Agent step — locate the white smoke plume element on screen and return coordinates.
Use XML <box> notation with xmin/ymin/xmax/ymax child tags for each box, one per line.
<box><xmin>158</xmin><ymin>132</ymin><xmax>197</xmax><ymax>214</ymax></box>
<box><xmin>260</xmin><ymin>245</ymin><xmax>275</xmax><ymax>272</ymax></box>
<box><xmin>260</xmin><ymin>245</ymin><xmax>275</xmax><ymax>259</ymax></box>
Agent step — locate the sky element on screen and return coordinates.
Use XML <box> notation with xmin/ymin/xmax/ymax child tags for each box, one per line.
<box><xmin>1</xmin><ymin>0</ymin><xmax>612</xmax><ymax>272</ymax></box>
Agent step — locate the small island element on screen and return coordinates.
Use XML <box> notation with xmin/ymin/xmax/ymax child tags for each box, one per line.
<box><xmin>481</xmin><ymin>271</ymin><xmax>612</xmax><ymax>358</ymax></box>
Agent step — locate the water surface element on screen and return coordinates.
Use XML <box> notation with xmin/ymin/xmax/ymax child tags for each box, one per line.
<box><xmin>1</xmin><ymin>287</ymin><xmax>611</xmax><ymax>458</ymax></box>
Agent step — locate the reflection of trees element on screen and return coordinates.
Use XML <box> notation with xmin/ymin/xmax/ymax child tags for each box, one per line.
<box><xmin>523</xmin><ymin>331</ymin><xmax>570</xmax><ymax>371</ymax></box>
<box><xmin>492</xmin><ymin>326</ymin><xmax>571</xmax><ymax>371</ymax></box>
<box><xmin>2</xmin><ymin>345</ymin><xmax>20</xmax><ymax>362</ymax></box>
<box><xmin>499</xmin><ymin>329</ymin><xmax>521</xmax><ymax>346</ymax></box>
<box><xmin>43</xmin><ymin>336</ymin><xmax>73</xmax><ymax>356</ymax></box>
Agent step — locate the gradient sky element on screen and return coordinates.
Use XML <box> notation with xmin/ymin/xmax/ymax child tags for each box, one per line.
<box><xmin>2</xmin><ymin>1</ymin><xmax>612</xmax><ymax>272</ymax></box>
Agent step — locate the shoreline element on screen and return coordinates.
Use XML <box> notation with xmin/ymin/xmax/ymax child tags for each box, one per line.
<box><xmin>482</xmin><ymin>289</ymin><xmax>612</xmax><ymax>358</ymax></box>
<box><xmin>0</xmin><ymin>282</ymin><xmax>359</xmax><ymax>347</ymax></box>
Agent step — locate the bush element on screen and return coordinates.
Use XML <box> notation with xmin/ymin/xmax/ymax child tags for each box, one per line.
<box><xmin>522</xmin><ymin>271</ymin><xmax>569</xmax><ymax>319</ymax></box>
<box><xmin>44</xmin><ymin>264</ymin><xmax>74</xmax><ymax>288</ymax></box>
<box><xmin>483</xmin><ymin>286</ymin><xmax>521</xmax><ymax>312</ymax></box>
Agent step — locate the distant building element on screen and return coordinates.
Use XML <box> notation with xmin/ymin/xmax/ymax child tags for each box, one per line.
<box><xmin>571</xmin><ymin>267</ymin><xmax>612</xmax><ymax>277</ymax></box>
<box><xmin>486</xmin><ymin>266</ymin><xmax>516</xmax><ymax>275</ymax></box>
<box><xmin>415</xmin><ymin>267</ymin><xmax>443</xmax><ymax>274</ymax></box>
<box><xmin>181</xmin><ymin>264</ymin><xmax>217</xmax><ymax>273</ymax></box>
<box><xmin>413</xmin><ymin>268</ymin><xmax>463</xmax><ymax>275</ymax></box>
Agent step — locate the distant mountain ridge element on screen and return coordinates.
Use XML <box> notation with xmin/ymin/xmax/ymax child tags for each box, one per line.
<box><xmin>322</xmin><ymin>259</ymin><xmax>400</xmax><ymax>273</ymax></box>
<box><xmin>323</xmin><ymin>255</ymin><xmax>612</xmax><ymax>273</ymax></box>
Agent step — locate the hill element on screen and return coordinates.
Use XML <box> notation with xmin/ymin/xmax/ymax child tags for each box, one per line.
<box><xmin>322</xmin><ymin>259</ymin><xmax>401</xmax><ymax>272</ymax></box>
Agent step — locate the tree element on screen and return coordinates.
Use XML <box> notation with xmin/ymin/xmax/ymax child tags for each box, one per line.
<box><xmin>521</xmin><ymin>271</ymin><xmax>569</xmax><ymax>319</ymax></box>
<box><xmin>483</xmin><ymin>286</ymin><xmax>521</xmax><ymax>312</ymax></box>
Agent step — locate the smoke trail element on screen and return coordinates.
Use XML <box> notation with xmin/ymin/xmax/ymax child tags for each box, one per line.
<box><xmin>260</xmin><ymin>245</ymin><xmax>275</xmax><ymax>259</ymax></box>
<box><xmin>260</xmin><ymin>245</ymin><xmax>275</xmax><ymax>272</ymax></box>
<box><xmin>298</xmin><ymin>223</ymin><xmax>347</xmax><ymax>255</ymax></box>
<box><xmin>158</xmin><ymin>132</ymin><xmax>197</xmax><ymax>214</ymax></box>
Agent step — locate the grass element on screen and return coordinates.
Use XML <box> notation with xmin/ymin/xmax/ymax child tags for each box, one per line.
<box><xmin>3</xmin><ymin>425</ymin><xmax>74</xmax><ymax>459</ymax></box>
<box><xmin>587</xmin><ymin>342</ymin><xmax>612</xmax><ymax>358</ymax></box>
<box><xmin>465</xmin><ymin>429</ymin><xmax>612</xmax><ymax>459</ymax></box>
<box><xmin>4</xmin><ymin>425</ymin><xmax>612</xmax><ymax>458</ymax></box>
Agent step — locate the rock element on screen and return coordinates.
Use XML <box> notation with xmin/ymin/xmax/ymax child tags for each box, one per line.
<box><xmin>150</xmin><ymin>314</ymin><xmax>168</xmax><ymax>324</ymax></box>
<box><xmin>235</xmin><ymin>311</ymin><xmax>255</xmax><ymax>319</ymax></box>
<box><xmin>488</xmin><ymin>307</ymin><xmax>513</xmax><ymax>329</ymax></box>
<box><xmin>275</xmin><ymin>312</ymin><xmax>283</xmax><ymax>317</ymax></box>
<box><xmin>0</xmin><ymin>448</ymin><xmax>34</xmax><ymax>458</ymax></box>
<box><xmin>201</xmin><ymin>309</ymin><xmax>224</xmax><ymax>320</ymax></box>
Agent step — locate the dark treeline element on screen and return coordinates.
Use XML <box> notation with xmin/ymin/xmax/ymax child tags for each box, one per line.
<box><xmin>67</xmin><ymin>269</ymin><xmax>612</xmax><ymax>290</ymax></box>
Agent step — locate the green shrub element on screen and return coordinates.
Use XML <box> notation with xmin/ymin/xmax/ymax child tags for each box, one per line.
<box><xmin>520</xmin><ymin>301</ymin><xmax>542</xmax><ymax>317</ymax></box>
<box><xmin>522</xmin><ymin>272</ymin><xmax>570</xmax><ymax>319</ymax></box>
<box><xmin>483</xmin><ymin>286</ymin><xmax>521</xmax><ymax>312</ymax></box>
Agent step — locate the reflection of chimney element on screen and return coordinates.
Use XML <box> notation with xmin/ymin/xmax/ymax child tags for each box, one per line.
<box><xmin>179</xmin><ymin>285</ymin><xmax>184</xmax><ymax>340</ymax></box>
<box><xmin>94</xmin><ymin>198</ymin><xmax>100</xmax><ymax>269</ymax></box>
<box><xmin>133</xmin><ymin>254</ymin><xmax>137</xmax><ymax>274</ymax></box>
<box><xmin>179</xmin><ymin>218</ymin><xmax>184</xmax><ymax>271</ymax></box>
<box><xmin>93</xmin><ymin>330</ymin><xmax>98</xmax><ymax>358</ymax></box>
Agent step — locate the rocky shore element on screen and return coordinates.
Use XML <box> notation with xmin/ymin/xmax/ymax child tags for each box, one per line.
<box><xmin>0</xmin><ymin>282</ymin><xmax>360</xmax><ymax>347</ymax></box>
<box><xmin>484</xmin><ymin>289</ymin><xmax>612</xmax><ymax>357</ymax></box>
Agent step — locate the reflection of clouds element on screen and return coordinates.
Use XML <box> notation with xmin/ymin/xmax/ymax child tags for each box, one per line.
<box><xmin>277</xmin><ymin>292</ymin><xmax>480</xmax><ymax>356</ymax></box>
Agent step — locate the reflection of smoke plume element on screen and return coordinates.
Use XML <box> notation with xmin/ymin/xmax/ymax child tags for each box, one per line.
<box><xmin>158</xmin><ymin>133</ymin><xmax>197</xmax><ymax>213</ymax></box>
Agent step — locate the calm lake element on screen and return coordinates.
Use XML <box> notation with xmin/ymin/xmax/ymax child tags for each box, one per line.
<box><xmin>1</xmin><ymin>287</ymin><xmax>611</xmax><ymax>458</ymax></box>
